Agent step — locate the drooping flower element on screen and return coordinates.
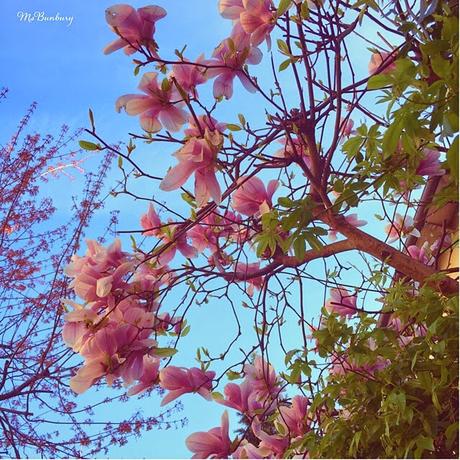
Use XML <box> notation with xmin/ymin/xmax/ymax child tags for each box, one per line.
<box><xmin>416</xmin><ymin>148</ymin><xmax>445</xmax><ymax>177</ymax></box>
<box><xmin>104</xmin><ymin>4</ymin><xmax>167</xmax><ymax>55</ymax></box>
<box><xmin>206</xmin><ymin>23</ymin><xmax>262</xmax><ymax>99</ymax></box>
<box><xmin>385</xmin><ymin>213</ymin><xmax>420</xmax><ymax>243</ymax></box>
<box><xmin>171</xmin><ymin>55</ymin><xmax>208</xmax><ymax>97</ymax></box>
<box><xmin>140</xmin><ymin>203</ymin><xmax>197</xmax><ymax>265</ymax></box>
<box><xmin>368</xmin><ymin>50</ymin><xmax>396</xmax><ymax>75</ymax></box>
<box><xmin>232</xmin><ymin>176</ymin><xmax>278</xmax><ymax>216</ymax></box>
<box><xmin>216</xmin><ymin>380</ymin><xmax>267</xmax><ymax>416</ymax></box>
<box><xmin>407</xmin><ymin>243</ymin><xmax>432</xmax><ymax>265</ymax></box>
<box><xmin>159</xmin><ymin>366</ymin><xmax>215</xmax><ymax>406</ymax></box>
<box><xmin>339</xmin><ymin>117</ymin><xmax>354</xmax><ymax>139</ymax></box>
<box><xmin>160</xmin><ymin>128</ymin><xmax>223</xmax><ymax>206</ymax></box>
<box><xmin>218</xmin><ymin>0</ymin><xmax>244</xmax><ymax>19</ymax></box>
<box><xmin>116</xmin><ymin>72</ymin><xmax>188</xmax><ymax>132</ymax></box>
<box><xmin>127</xmin><ymin>356</ymin><xmax>160</xmax><ymax>396</ymax></box>
<box><xmin>328</xmin><ymin>213</ymin><xmax>367</xmax><ymax>241</ymax></box>
<box><xmin>239</xmin><ymin>0</ymin><xmax>275</xmax><ymax>47</ymax></box>
<box><xmin>277</xmin><ymin>395</ymin><xmax>310</xmax><ymax>438</ymax></box>
<box><xmin>186</xmin><ymin>411</ymin><xmax>234</xmax><ymax>459</ymax></box>
<box><xmin>252</xmin><ymin>417</ymin><xmax>289</xmax><ymax>458</ymax></box>
<box><xmin>243</xmin><ymin>355</ymin><xmax>280</xmax><ymax>401</ymax></box>
<box><xmin>325</xmin><ymin>287</ymin><xmax>357</xmax><ymax>317</ymax></box>
<box><xmin>234</xmin><ymin>262</ymin><xmax>264</xmax><ymax>296</ymax></box>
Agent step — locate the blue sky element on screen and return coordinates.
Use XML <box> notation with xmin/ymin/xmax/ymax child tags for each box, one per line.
<box><xmin>0</xmin><ymin>1</ymin><xmax>404</xmax><ymax>458</ymax></box>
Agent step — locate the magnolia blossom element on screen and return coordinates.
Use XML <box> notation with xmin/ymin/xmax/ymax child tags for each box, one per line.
<box><xmin>416</xmin><ymin>148</ymin><xmax>445</xmax><ymax>176</ymax></box>
<box><xmin>231</xmin><ymin>176</ymin><xmax>279</xmax><ymax>216</ymax></box>
<box><xmin>186</xmin><ymin>411</ymin><xmax>234</xmax><ymax>459</ymax></box>
<box><xmin>160</xmin><ymin>128</ymin><xmax>223</xmax><ymax>206</ymax></box>
<box><xmin>206</xmin><ymin>23</ymin><xmax>262</xmax><ymax>99</ymax></box>
<box><xmin>159</xmin><ymin>366</ymin><xmax>215</xmax><ymax>406</ymax></box>
<box><xmin>234</xmin><ymin>262</ymin><xmax>264</xmax><ymax>296</ymax></box>
<box><xmin>252</xmin><ymin>417</ymin><xmax>289</xmax><ymax>458</ymax></box>
<box><xmin>184</xmin><ymin>115</ymin><xmax>227</xmax><ymax>138</ymax></box>
<box><xmin>325</xmin><ymin>287</ymin><xmax>357</xmax><ymax>317</ymax></box>
<box><xmin>339</xmin><ymin>117</ymin><xmax>354</xmax><ymax>138</ymax></box>
<box><xmin>239</xmin><ymin>0</ymin><xmax>275</xmax><ymax>47</ymax></box>
<box><xmin>277</xmin><ymin>395</ymin><xmax>310</xmax><ymax>438</ymax></box>
<box><xmin>171</xmin><ymin>55</ymin><xmax>208</xmax><ymax>97</ymax></box>
<box><xmin>116</xmin><ymin>72</ymin><xmax>188</xmax><ymax>132</ymax></box>
<box><xmin>104</xmin><ymin>4</ymin><xmax>166</xmax><ymax>55</ymax></box>
<box><xmin>368</xmin><ymin>50</ymin><xmax>396</xmax><ymax>75</ymax></box>
<box><xmin>328</xmin><ymin>213</ymin><xmax>367</xmax><ymax>241</ymax></box>
<box><xmin>127</xmin><ymin>356</ymin><xmax>161</xmax><ymax>396</ymax></box>
<box><xmin>243</xmin><ymin>355</ymin><xmax>280</xmax><ymax>401</ymax></box>
<box><xmin>217</xmin><ymin>380</ymin><xmax>266</xmax><ymax>416</ymax></box>
<box><xmin>407</xmin><ymin>243</ymin><xmax>432</xmax><ymax>265</ymax></box>
<box><xmin>385</xmin><ymin>213</ymin><xmax>420</xmax><ymax>243</ymax></box>
<box><xmin>140</xmin><ymin>203</ymin><xmax>197</xmax><ymax>264</ymax></box>
<box><xmin>65</xmin><ymin>239</ymin><xmax>132</xmax><ymax>302</ymax></box>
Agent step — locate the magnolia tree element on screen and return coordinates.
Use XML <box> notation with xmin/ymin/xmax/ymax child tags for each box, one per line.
<box><xmin>67</xmin><ymin>0</ymin><xmax>458</xmax><ymax>458</ymax></box>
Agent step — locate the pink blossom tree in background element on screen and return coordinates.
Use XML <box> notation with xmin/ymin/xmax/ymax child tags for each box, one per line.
<box><xmin>0</xmin><ymin>89</ymin><xmax>185</xmax><ymax>458</ymax></box>
<box><xmin>69</xmin><ymin>0</ymin><xmax>458</xmax><ymax>458</ymax></box>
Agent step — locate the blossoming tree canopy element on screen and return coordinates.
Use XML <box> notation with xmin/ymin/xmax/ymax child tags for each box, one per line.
<box><xmin>68</xmin><ymin>0</ymin><xmax>458</xmax><ymax>458</ymax></box>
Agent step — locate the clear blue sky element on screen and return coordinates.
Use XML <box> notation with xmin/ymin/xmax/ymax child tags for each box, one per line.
<box><xmin>0</xmin><ymin>1</ymin><xmax>398</xmax><ymax>458</ymax></box>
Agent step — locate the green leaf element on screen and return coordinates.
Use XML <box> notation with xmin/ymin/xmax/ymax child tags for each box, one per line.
<box><xmin>277</xmin><ymin>0</ymin><xmax>292</xmax><ymax>16</ymax></box>
<box><xmin>277</xmin><ymin>39</ymin><xmax>290</xmax><ymax>55</ymax></box>
<box><xmin>79</xmin><ymin>140</ymin><xmax>100</xmax><ymax>151</ymax></box>
<box><xmin>154</xmin><ymin>347</ymin><xmax>177</xmax><ymax>357</ymax></box>
<box><xmin>293</xmin><ymin>237</ymin><xmax>306</xmax><ymax>260</ymax></box>
<box><xmin>226</xmin><ymin>370</ymin><xmax>241</xmax><ymax>381</ymax></box>
<box><xmin>279</xmin><ymin>58</ymin><xmax>291</xmax><ymax>71</ymax></box>
<box><xmin>367</xmin><ymin>73</ymin><xmax>392</xmax><ymax>89</ymax></box>
<box><xmin>227</xmin><ymin>123</ymin><xmax>242</xmax><ymax>131</ymax></box>
<box><xmin>382</xmin><ymin>120</ymin><xmax>403</xmax><ymax>159</ymax></box>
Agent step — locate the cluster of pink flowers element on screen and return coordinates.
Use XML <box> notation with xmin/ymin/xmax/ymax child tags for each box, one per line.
<box><xmin>324</xmin><ymin>286</ymin><xmax>358</xmax><ymax>317</ymax></box>
<box><xmin>187</xmin><ymin>356</ymin><xmax>311</xmax><ymax>458</ymax></box>
<box><xmin>63</xmin><ymin>239</ymin><xmax>216</xmax><ymax>399</ymax></box>
<box><xmin>385</xmin><ymin>213</ymin><xmax>420</xmax><ymax>243</ymax></box>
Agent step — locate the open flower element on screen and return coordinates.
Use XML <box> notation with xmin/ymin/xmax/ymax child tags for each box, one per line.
<box><xmin>328</xmin><ymin>213</ymin><xmax>367</xmax><ymax>241</ymax></box>
<box><xmin>416</xmin><ymin>148</ymin><xmax>445</xmax><ymax>177</ymax></box>
<box><xmin>325</xmin><ymin>287</ymin><xmax>357</xmax><ymax>317</ymax></box>
<box><xmin>368</xmin><ymin>50</ymin><xmax>396</xmax><ymax>75</ymax></box>
<box><xmin>160</xmin><ymin>128</ymin><xmax>223</xmax><ymax>206</ymax></box>
<box><xmin>116</xmin><ymin>72</ymin><xmax>187</xmax><ymax>132</ymax></box>
<box><xmin>385</xmin><ymin>213</ymin><xmax>420</xmax><ymax>243</ymax></box>
<box><xmin>206</xmin><ymin>23</ymin><xmax>262</xmax><ymax>99</ymax></box>
<box><xmin>186</xmin><ymin>411</ymin><xmax>234</xmax><ymax>459</ymax></box>
<box><xmin>232</xmin><ymin>176</ymin><xmax>278</xmax><ymax>216</ymax></box>
<box><xmin>104</xmin><ymin>4</ymin><xmax>167</xmax><ymax>55</ymax></box>
<box><xmin>159</xmin><ymin>366</ymin><xmax>215</xmax><ymax>406</ymax></box>
<box><xmin>239</xmin><ymin>0</ymin><xmax>275</xmax><ymax>47</ymax></box>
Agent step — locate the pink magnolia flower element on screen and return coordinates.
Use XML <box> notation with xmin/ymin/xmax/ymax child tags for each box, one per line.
<box><xmin>234</xmin><ymin>262</ymin><xmax>264</xmax><ymax>296</ymax></box>
<box><xmin>233</xmin><ymin>441</ymin><xmax>267</xmax><ymax>459</ymax></box>
<box><xmin>159</xmin><ymin>366</ymin><xmax>215</xmax><ymax>406</ymax></box>
<box><xmin>160</xmin><ymin>128</ymin><xmax>223</xmax><ymax>206</ymax></box>
<box><xmin>416</xmin><ymin>148</ymin><xmax>445</xmax><ymax>176</ymax></box>
<box><xmin>184</xmin><ymin>115</ymin><xmax>227</xmax><ymax>138</ymax></box>
<box><xmin>325</xmin><ymin>287</ymin><xmax>357</xmax><ymax>317</ymax></box>
<box><xmin>232</xmin><ymin>176</ymin><xmax>279</xmax><ymax>216</ymax></box>
<box><xmin>140</xmin><ymin>204</ymin><xmax>197</xmax><ymax>264</ymax></box>
<box><xmin>127</xmin><ymin>356</ymin><xmax>160</xmax><ymax>396</ymax></box>
<box><xmin>104</xmin><ymin>4</ymin><xmax>167</xmax><ymax>55</ymax></box>
<box><xmin>277</xmin><ymin>395</ymin><xmax>310</xmax><ymax>437</ymax></box>
<box><xmin>368</xmin><ymin>51</ymin><xmax>396</xmax><ymax>75</ymax></box>
<box><xmin>65</xmin><ymin>239</ymin><xmax>133</xmax><ymax>302</ymax></box>
<box><xmin>206</xmin><ymin>23</ymin><xmax>262</xmax><ymax>99</ymax></box>
<box><xmin>339</xmin><ymin>117</ymin><xmax>354</xmax><ymax>138</ymax></box>
<box><xmin>407</xmin><ymin>243</ymin><xmax>432</xmax><ymax>265</ymax></box>
<box><xmin>275</xmin><ymin>136</ymin><xmax>313</xmax><ymax>172</ymax></box>
<box><xmin>219</xmin><ymin>0</ymin><xmax>244</xmax><ymax>19</ymax></box>
<box><xmin>240</xmin><ymin>0</ymin><xmax>275</xmax><ymax>47</ymax></box>
<box><xmin>385</xmin><ymin>213</ymin><xmax>420</xmax><ymax>243</ymax></box>
<box><xmin>186</xmin><ymin>411</ymin><xmax>234</xmax><ymax>459</ymax></box>
<box><xmin>252</xmin><ymin>417</ymin><xmax>289</xmax><ymax>458</ymax></box>
<box><xmin>217</xmin><ymin>380</ymin><xmax>267</xmax><ymax>416</ymax></box>
<box><xmin>328</xmin><ymin>213</ymin><xmax>367</xmax><ymax>241</ymax></box>
<box><xmin>70</xmin><ymin>360</ymin><xmax>107</xmax><ymax>394</ymax></box>
<box><xmin>171</xmin><ymin>55</ymin><xmax>208</xmax><ymax>97</ymax></box>
<box><xmin>243</xmin><ymin>355</ymin><xmax>280</xmax><ymax>401</ymax></box>
<box><xmin>116</xmin><ymin>72</ymin><xmax>188</xmax><ymax>132</ymax></box>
